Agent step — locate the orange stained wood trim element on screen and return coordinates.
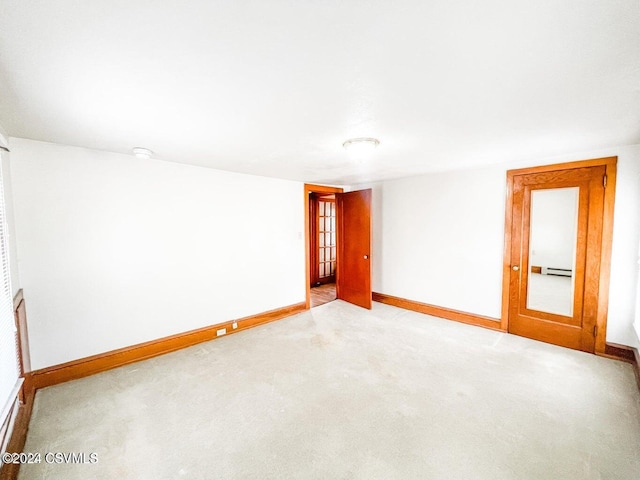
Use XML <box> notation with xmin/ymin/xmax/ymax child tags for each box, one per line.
<box><xmin>0</xmin><ymin>291</ymin><xmax>34</xmax><ymax>480</ymax></box>
<box><xmin>602</xmin><ymin>342</ymin><xmax>640</xmax><ymax>392</ymax></box>
<box><xmin>501</xmin><ymin>157</ymin><xmax>617</xmax><ymax>354</ymax></box>
<box><xmin>506</xmin><ymin>157</ymin><xmax>618</xmax><ymax>175</ymax></box>
<box><xmin>25</xmin><ymin>302</ymin><xmax>306</xmax><ymax>393</ymax></box>
<box><xmin>372</xmin><ymin>292</ymin><xmax>504</xmax><ymax>332</ymax></box>
<box><xmin>500</xmin><ymin>167</ymin><xmax>515</xmax><ymax>332</ymax></box>
<box><xmin>530</xmin><ymin>266</ymin><xmax>542</xmax><ymax>274</ymax></box>
<box><xmin>304</xmin><ymin>184</ymin><xmax>343</xmax><ymax>309</ymax></box>
<box><xmin>595</xmin><ymin>161</ymin><xmax>617</xmax><ymax>353</ymax></box>
<box><xmin>0</xmin><ymin>383</ymin><xmax>35</xmax><ymax>480</ymax></box>
<box><xmin>582</xmin><ymin>168</ymin><xmax>606</xmax><ymax>350</ymax></box>
<box><xmin>603</xmin><ymin>342</ymin><xmax>637</xmax><ymax>362</ymax></box>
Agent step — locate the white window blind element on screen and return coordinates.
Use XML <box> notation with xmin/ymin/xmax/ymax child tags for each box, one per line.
<box><xmin>0</xmin><ymin>149</ymin><xmax>18</xmax><ymax>430</ymax></box>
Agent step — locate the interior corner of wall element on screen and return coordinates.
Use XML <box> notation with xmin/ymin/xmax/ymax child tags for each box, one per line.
<box><xmin>0</xmin><ymin>128</ymin><xmax>8</xmax><ymax>150</ymax></box>
<box><xmin>634</xmin><ymin>321</ymin><xmax>640</xmax><ymax>347</ymax></box>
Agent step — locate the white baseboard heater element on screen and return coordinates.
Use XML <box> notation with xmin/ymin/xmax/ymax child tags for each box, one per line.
<box><xmin>542</xmin><ymin>267</ymin><xmax>572</xmax><ymax>277</ymax></box>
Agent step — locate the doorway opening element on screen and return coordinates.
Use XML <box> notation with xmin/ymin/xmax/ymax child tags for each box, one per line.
<box><xmin>305</xmin><ymin>184</ymin><xmax>343</xmax><ymax>308</ymax></box>
<box><xmin>501</xmin><ymin>157</ymin><xmax>617</xmax><ymax>354</ymax></box>
<box><xmin>310</xmin><ymin>193</ymin><xmax>337</xmax><ymax>307</ymax></box>
<box><xmin>304</xmin><ymin>185</ymin><xmax>372</xmax><ymax>309</ymax></box>
<box><xmin>304</xmin><ymin>184</ymin><xmax>373</xmax><ymax>310</ymax></box>
<box><xmin>310</xmin><ymin>283</ymin><xmax>337</xmax><ymax>308</ymax></box>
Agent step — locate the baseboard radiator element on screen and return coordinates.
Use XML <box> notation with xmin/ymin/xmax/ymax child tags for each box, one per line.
<box><xmin>542</xmin><ymin>267</ymin><xmax>572</xmax><ymax>277</ymax></box>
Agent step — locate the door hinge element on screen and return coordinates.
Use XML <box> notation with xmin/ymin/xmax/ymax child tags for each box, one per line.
<box><xmin>603</xmin><ymin>175</ymin><xmax>607</xmax><ymax>188</ymax></box>
<box><xmin>593</xmin><ymin>325</ymin><xmax>598</xmax><ymax>337</ymax></box>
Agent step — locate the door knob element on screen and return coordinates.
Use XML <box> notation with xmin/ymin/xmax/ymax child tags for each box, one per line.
<box><xmin>364</xmin><ymin>255</ymin><xmax>369</xmax><ymax>259</ymax></box>
<box><xmin>512</xmin><ymin>265</ymin><xmax>519</xmax><ymax>271</ymax></box>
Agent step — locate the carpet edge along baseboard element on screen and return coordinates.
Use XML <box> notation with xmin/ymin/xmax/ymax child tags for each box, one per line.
<box><xmin>25</xmin><ymin>301</ymin><xmax>306</xmax><ymax>392</ymax></box>
<box><xmin>372</xmin><ymin>292</ymin><xmax>503</xmax><ymax>331</ymax></box>
<box><xmin>603</xmin><ymin>342</ymin><xmax>640</xmax><ymax>390</ymax></box>
<box><xmin>372</xmin><ymin>292</ymin><xmax>640</xmax><ymax>391</ymax></box>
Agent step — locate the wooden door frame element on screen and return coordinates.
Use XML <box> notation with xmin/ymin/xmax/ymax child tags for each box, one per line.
<box><xmin>500</xmin><ymin>157</ymin><xmax>617</xmax><ymax>354</ymax></box>
<box><xmin>304</xmin><ymin>184</ymin><xmax>344</xmax><ymax>309</ymax></box>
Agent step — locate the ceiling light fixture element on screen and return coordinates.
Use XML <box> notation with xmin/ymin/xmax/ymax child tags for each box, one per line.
<box><xmin>132</xmin><ymin>147</ymin><xmax>153</xmax><ymax>159</ymax></box>
<box><xmin>342</xmin><ymin>137</ymin><xmax>380</xmax><ymax>157</ymax></box>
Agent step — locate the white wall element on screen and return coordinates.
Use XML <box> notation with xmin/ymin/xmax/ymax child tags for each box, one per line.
<box><xmin>10</xmin><ymin>138</ymin><xmax>306</xmax><ymax>370</ymax></box>
<box><xmin>606</xmin><ymin>149</ymin><xmax>640</xmax><ymax>346</ymax></box>
<box><xmin>8</xmin><ymin>138</ymin><xmax>640</xmax><ymax>370</ymax></box>
<box><xmin>369</xmin><ymin>145</ymin><xmax>640</xmax><ymax>347</ymax></box>
<box><xmin>635</xmin><ymin>196</ymin><xmax>640</xmax><ymax>349</ymax></box>
<box><xmin>373</xmin><ymin>167</ymin><xmax>507</xmax><ymax>318</ymax></box>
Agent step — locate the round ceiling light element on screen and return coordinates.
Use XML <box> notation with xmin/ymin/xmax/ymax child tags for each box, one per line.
<box><xmin>132</xmin><ymin>147</ymin><xmax>153</xmax><ymax>159</ymax></box>
<box><xmin>342</xmin><ymin>137</ymin><xmax>380</xmax><ymax>157</ymax></box>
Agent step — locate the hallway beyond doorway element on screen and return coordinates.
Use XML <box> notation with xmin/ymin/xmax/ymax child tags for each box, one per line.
<box><xmin>310</xmin><ymin>283</ymin><xmax>336</xmax><ymax>308</ymax></box>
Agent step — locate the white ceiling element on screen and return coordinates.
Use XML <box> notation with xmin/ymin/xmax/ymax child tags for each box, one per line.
<box><xmin>0</xmin><ymin>0</ymin><xmax>639</xmax><ymax>185</ymax></box>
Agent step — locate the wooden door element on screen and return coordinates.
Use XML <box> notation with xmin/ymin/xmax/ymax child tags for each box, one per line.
<box><xmin>336</xmin><ymin>189</ymin><xmax>372</xmax><ymax>309</ymax></box>
<box><xmin>507</xmin><ymin>165</ymin><xmax>607</xmax><ymax>352</ymax></box>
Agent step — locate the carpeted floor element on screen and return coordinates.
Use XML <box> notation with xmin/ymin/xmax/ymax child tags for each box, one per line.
<box><xmin>17</xmin><ymin>300</ymin><xmax>640</xmax><ymax>479</ymax></box>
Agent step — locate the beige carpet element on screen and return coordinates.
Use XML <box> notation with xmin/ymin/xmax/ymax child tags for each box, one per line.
<box><xmin>17</xmin><ymin>300</ymin><xmax>640</xmax><ymax>479</ymax></box>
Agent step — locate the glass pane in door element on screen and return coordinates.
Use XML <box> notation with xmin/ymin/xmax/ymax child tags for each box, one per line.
<box><xmin>318</xmin><ymin>199</ymin><xmax>336</xmax><ymax>279</ymax></box>
<box><xmin>526</xmin><ymin>187</ymin><xmax>579</xmax><ymax>316</ymax></box>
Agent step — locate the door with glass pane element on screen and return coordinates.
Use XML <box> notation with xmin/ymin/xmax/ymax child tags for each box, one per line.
<box><xmin>311</xmin><ymin>194</ymin><xmax>336</xmax><ymax>285</ymax></box>
<box><xmin>507</xmin><ymin>165</ymin><xmax>607</xmax><ymax>352</ymax></box>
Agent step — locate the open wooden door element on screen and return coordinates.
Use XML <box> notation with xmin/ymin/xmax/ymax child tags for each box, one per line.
<box><xmin>336</xmin><ymin>189</ymin><xmax>372</xmax><ymax>309</ymax></box>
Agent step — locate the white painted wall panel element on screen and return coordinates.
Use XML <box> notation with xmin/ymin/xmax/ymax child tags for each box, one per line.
<box><xmin>10</xmin><ymin>139</ymin><xmax>306</xmax><ymax>370</ymax></box>
<box><xmin>608</xmin><ymin>148</ymin><xmax>640</xmax><ymax>346</ymax></box>
<box><xmin>374</xmin><ymin>167</ymin><xmax>506</xmax><ymax>318</ymax></box>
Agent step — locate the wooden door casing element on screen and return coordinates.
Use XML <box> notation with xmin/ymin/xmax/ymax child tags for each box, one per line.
<box><xmin>304</xmin><ymin>184</ymin><xmax>343</xmax><ymax>309</ymax></box>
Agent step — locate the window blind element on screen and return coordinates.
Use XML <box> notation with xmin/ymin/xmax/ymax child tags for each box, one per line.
<box><xmin>0</xmin><ymin>149</ymin><xmax>18</xmax><ymax>431</ymax></box>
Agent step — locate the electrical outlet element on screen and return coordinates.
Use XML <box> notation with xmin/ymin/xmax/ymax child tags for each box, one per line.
<box><xmin>232</xmin><ymin>322</ymin><xmax>238</xmax><ymax>329</ymax></box>
<box><xmin>216</xmin><ymin>328</ymin><xmax>226</xmax><ymax>336</ymax></box>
